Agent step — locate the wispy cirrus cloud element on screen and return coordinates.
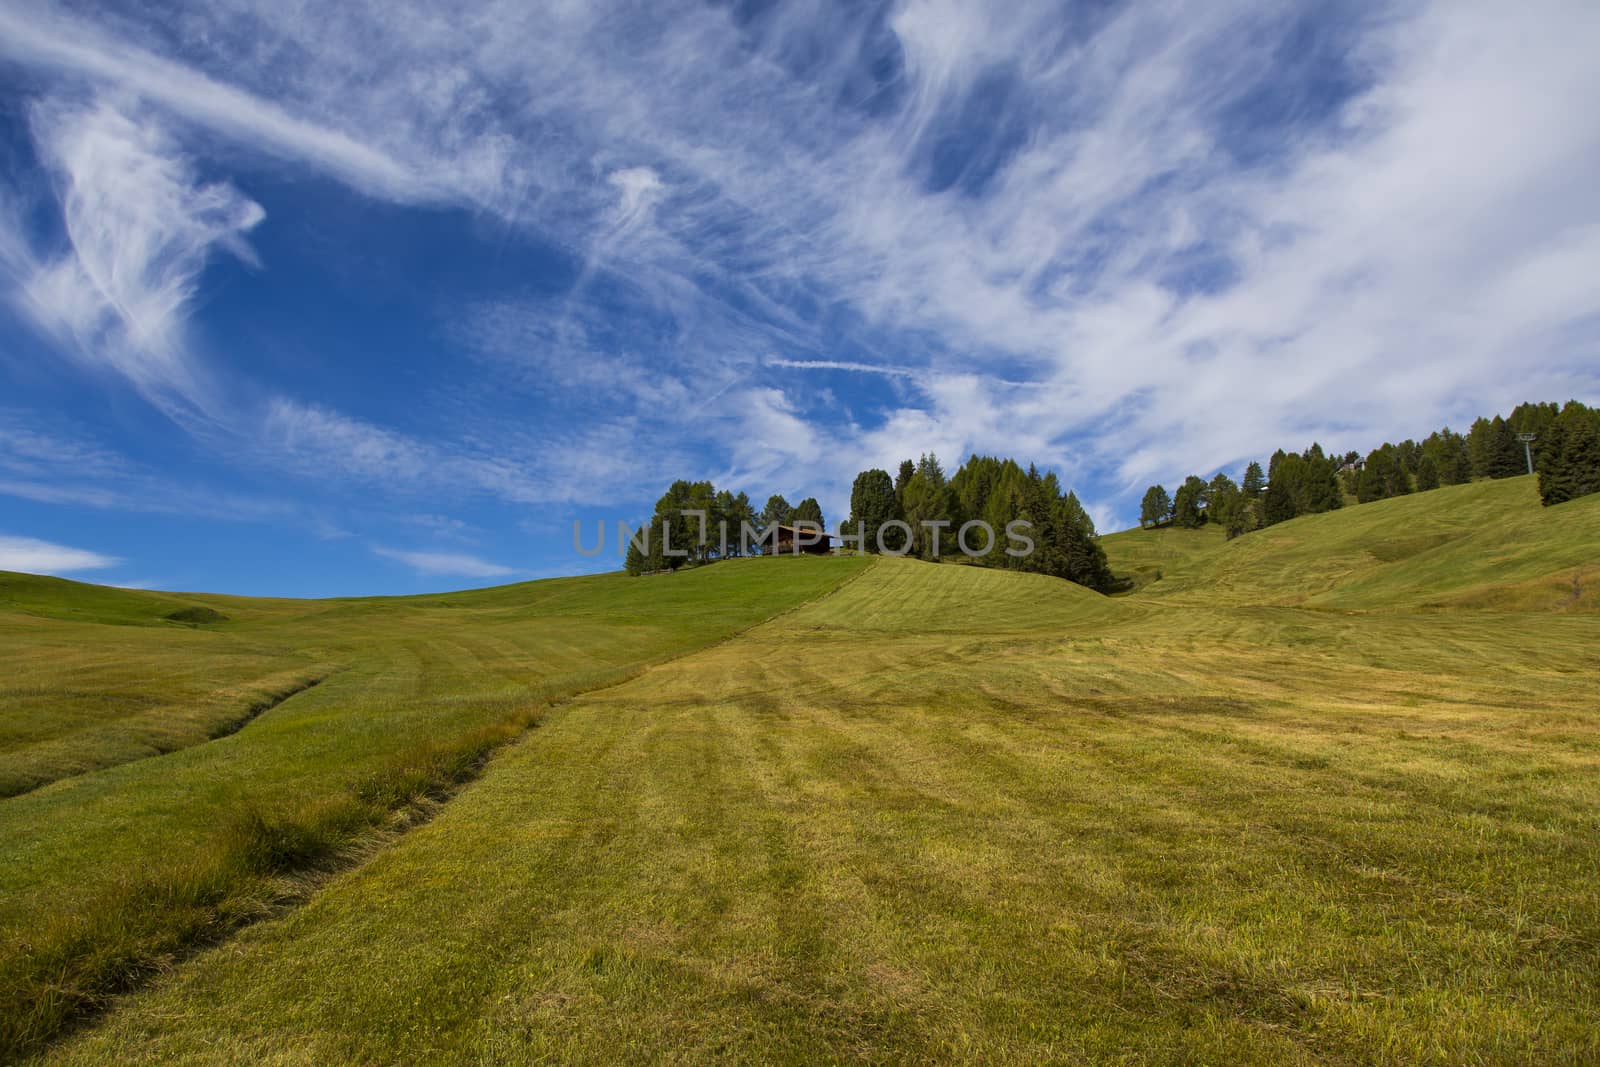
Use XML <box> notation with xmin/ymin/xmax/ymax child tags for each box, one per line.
<box><xmin>768</xmin><ymin>359</ymin><xmax>914</xmax><ymax>379</ymax></box>
<box><xmin>0</xmin><ymin>4</ymin><xmax>425</xmax><ymax>202</ymax></box>
<box><xmin>8</xmin><ymin>98</ymin><xmax>263</xmax><ymax>418</ymax></box>
<box><xmin>0</xmin><ymin>409</ymin><xmax>292</xmax><ymax>520</ymax></box>
<box><xmin>1</xmin><ymin>0</ymin><xmax>1597</xmax><ymax>543</ymax></box>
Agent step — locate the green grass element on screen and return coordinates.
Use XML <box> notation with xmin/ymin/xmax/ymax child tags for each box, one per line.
<box><xmin>7</xmin><ymin>479</ymin><xmax>1600</xmax><ymax>1063</ymax></box>
<box><xmin>1102</xmin><ymin>476</ymin><xmax>1600</xmax><ymax>611</ymax></box>
<box><xmin>1098</xmin><ymin>521</ymin><xmax>1229</xmax><ymax>593</ymax></box>
<box><xmin>0</xmin><ymin>556</ymin><xmax>867</xmax><ymax>1057</ymax></box>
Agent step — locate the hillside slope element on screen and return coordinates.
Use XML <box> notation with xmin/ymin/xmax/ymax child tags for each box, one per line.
<box><xmin>11</xmin><ymin>498</ymin><xmax>1600</xmax><ymax>1064</ymax></box>
<box><xmin>0</xmin><ymin>555</ymin><xmax>870</xmax><ymax>1057</ymax></box>
<box><xmin>1102</xmin><ymin>476</ymin><xmax>1599</xmax><ymax>612</ymax></box>
<box><xmin>44</xmin><ymin>550</ymin><xmax>1600</xmax><ymax>1065</ymax></box>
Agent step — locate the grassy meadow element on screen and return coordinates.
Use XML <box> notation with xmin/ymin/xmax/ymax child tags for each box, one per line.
<box><xmin>5</xmin><ymin>476</ymin><xmax>1600</xmax><ymax>1063</ymax></box>
<box><xmin>0</xmin><ymin>557</ymin><xmax>866</xmax><ymax>1055</ymax></box>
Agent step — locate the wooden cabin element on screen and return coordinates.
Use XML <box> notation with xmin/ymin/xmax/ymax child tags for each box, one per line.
<box><xmin>771</xmin><ymin>524</ymin><xmax>834</xmax><ymax>555</ymax></box>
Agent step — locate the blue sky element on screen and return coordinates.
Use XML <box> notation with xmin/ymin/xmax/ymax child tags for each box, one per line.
<box><xmin>1</xmin><ymin>0</ymin><xmax>1598</xmax><ymax>595</ymax></box>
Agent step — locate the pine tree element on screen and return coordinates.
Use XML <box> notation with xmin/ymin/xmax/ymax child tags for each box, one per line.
<box><xmin>1487</xmin><ymin>416</ymin><xmax>1524</xmax><ymax>479</ymax></box>
<box><xmin>761</xmin><ymin>495</ymin><xmax>791</xmax><ymax>548</ymax></box>
<box><xmin>1267</xmin><ymin>449</ymin><xmax>1288</xmax><ymax>486</ymax></box>
<box><xmin>847</xmin><ymin>469</ymin><xmax>900</xmax><ymax>553</ymax></box>
<box><xmin>792</xmin><ymin>497</ymin><xmax>825</xmax><ymax>531</ymax></box>
<box><xmin>1262</xmin><ymin>475</ymin><xmax>1298</xmax><ymax>525</ymax></box>
<box><xmin>1541</xmin><ymin>407</ymin><xmax>1600</xmax><ymax>505</ymax></box>
<box><xmin>1423</xmin><ymin>428</ymin><xmax>1472</xmax><ymax>485</ymax></box>
<box><xmin>712</xmin><ymin>490</ymin><xmax>735</xmax><ymax>557</ymax></box>
<box><xmin>1242</xmin><ymin>461</ymin><xmax>1265</xmax><ymax>498</ymax></box>
<box><xmin>1356</xmin><ymin>452</ymin><xmax>1387</xmax><ymax>503</ymax></box>
<box><xmin>1566</xmin><ymin>414</ymin><xmax>1600</xmax><ymax>501</ymax></box>
<box><xmin>730</xmin><ymin>491</ymin><xmax>756</xmax><ymax>554</ymax></box>
<box><xmin>1358</xmin><ymin>446</ymin><xmax>1412</xmax><ymax>502</ymax></box>
<box><xmin>1061</xmin><ymin>491</ymin><xmax>1095</xmax><ymax>537</ymax></box>
<box><xmin>901</xmin><ymin>468</ymin><xmax>954</xmax><ymax>560</ymax></box>
<box><xmin>894</xmin><ymin>459</ymin><xmax>916</xmax><ymax>500</ymax></box>
<box><xmin>1382</xmin><ymin>448</ymin><xmax>1413</xmax><ymax>497</ymax></box>
<box><xmin>624</xmin><ymin>522</ymin><xmax>648</xmax><ymax>575</ymax></box>
<box><xmin>982</xmin><ymin>470</ymin><xmax>1024</xmax><ymax>565</ymax></box>
<box><xmin>952</xmin><ymin>455</ymin><xmax>998</xmax><ymax>521</ymax></box>
<box><xmin>1139</xmin><ymin>485</ymin><xmax>1172</xmax><ymax>528</ymax></box>
<box><xmin>1017</xmin><ymin>465</ymin><xmax>1060</xmax><ymax>575</ymax></box>
<box><xmin>1172</xmin><ymin>475</ymin><xmax>1208</xmax><ymax>528</ymax></box>
<box><xmin>1299</xmin><ymin>446</ymin><xmax>1343</xmax><ymax>513</ymax></box>
<box><xmin>1052</xmin><ymin>494</ymin><xmax>1113</xmax><ymax>592</ymax></box>
<box><xmin>1415</xmin><ymin>453</ymin><xmax>1441</xmax><ymax>491</ymax></box>
<box><xmin>1207</xmin><ymin>473</ymin><xmax>1240</xmax><ymax>531</ymax></box>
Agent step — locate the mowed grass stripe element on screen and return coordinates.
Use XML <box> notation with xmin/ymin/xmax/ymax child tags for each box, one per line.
<box><xmin>0</xmin><ymin>556</ymin><xmax>869</xmax><ymax>1059</ymax></box>
<box><xmin>45</xmin><ymin>556</ymin><xmax>1600</xmax><ymax>1064</ymax></box>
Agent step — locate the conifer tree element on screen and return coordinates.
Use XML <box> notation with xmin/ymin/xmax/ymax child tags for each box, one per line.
<box><xmin>1357</xmin><ymin>447</ymin><xmax>1398</xmax><ymax>503</ymax></box>
<box><xmin>895</xmin><ymin>459</ymin><xmax>916</xmax><ymax>499</ymax></box>
<box><xmin>901</xmin><ymin>469</ymin><xmax>953</xmax><ymax>560</ymax></box>
<box><xmin>1061</xmin><ymin>490</ymin><xmax>1095</xmax><ymax>537</ymax></box>
<box><xmin>624</xmin><ymin>524</ymin><xmax>648</xmax><ymax>575</ymax></box>
<box><xmin>1299</xmin><ymin>446</ymin><xmax>1343</xmax><ymax>513</ymax></box>
<box><xmin>1242</xmin><ymin>461</ymin><xmax>1265</xmax><ymax>498</ymax></box>
<box><xmin>846</xmin><ymin>469</ymin><xmax>900</xmax><ymax>553</ymax></box>
<box><xmin>1207</xmin><ymin>473</ymin><xmax>1240</xmax><ymax>531</ymax></box>
<box><xmin>1483</xmin><ymin>416</ymin><xmax>1524</xmax><ymax>479</ymax></box>
<box><xmin>792</xmin><ymin>497</ymin><xmax>825</xmax><ymax>531</ymax></box>
<box><xmin>982</xmin><ymin>471</ymin><xmax>1024</xmax><ymax>565</ymax></box>
<box><xmin>1017</xmin><ymin>465</ymin><xmax>1060</xmax><ymax>575</ymax></box>
<box><xmin>1382</xmin><ymin>448</ymin><xmax>1414</xmax><ymax>497</ymax></box>
<box><xmin>730</xmin><ymin>491</ymin><xmax>756</xmax><ymax>554</ymax></box>
<box><xmin>761</xmin><ymin>495</ymin><xmax>791</xmax><ymax>544</ymax></box>
<box><xmin>1540</xmin><ymin>406</ymin><xmax>1600</xmax><ymax>505</ymax></box>
<box><xmin>1262</xmin><ymin>473</ymin><xmax>1298</xmax><ymax>525</ymax></box>
<box><xmin>1172</xmin><ymin>475</ymin><xmax>1208</xmax><ymax>528</ymax></box>
<box><xmin>1415</xmin><ymin>453</ymin><xmax>1441</xmax><ymax>491</ymax></box>
<box><xmin>1139</xmin><ymin>485</ymin><xmax>1172</xmax><ymax>528</ymax></box>
<box><xmin>1565</xmin><ymin>413</ymin><xmax>1600</xmax><ymax>501</ymax></box>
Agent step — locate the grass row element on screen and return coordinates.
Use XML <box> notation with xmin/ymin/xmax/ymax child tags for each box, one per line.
<box><xmin>0</xmin><ymin>556</ymin><xmax>870</xmax><ymax>1061</ymax></box>
<box><xmin>1</xmin><ymin>693</ymin><xmax>545</xmax><ymax>1058</ymax></box>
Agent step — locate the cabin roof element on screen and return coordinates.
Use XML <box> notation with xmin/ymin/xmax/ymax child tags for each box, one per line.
<box><xmin>773</xmin><ymin>524</ymin><xmax>834</xmax><ymax>539</ymax></box>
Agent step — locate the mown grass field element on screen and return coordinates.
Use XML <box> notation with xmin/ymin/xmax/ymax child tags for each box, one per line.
<box><xmin>6</xmin><ymin>477</ymin><xmax>1600</xmax><ymax>1063</ymax></box>
<box><xmin>0</xmin><ymin>557</ymin><xmax>866</xmax><ymax>1055</ymax></box>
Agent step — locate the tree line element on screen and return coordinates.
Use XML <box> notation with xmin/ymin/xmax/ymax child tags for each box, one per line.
<box><xmin>1138</xmin><ymin>399</ymin><xmax>1600</xmax><ymax>535</ymax></box>
<box><xmin>624</xmin><ymin>481</ymin><xmax>826</xmax><ymax>575</ymax></box>
<box><xmin>625</xmin><ymin>452</ymin><xmax>1115</xmax><ymax>593</ymax></box>
<box><xmin>842</xmin><ymin>453</ymin><xmax>1114</xmax><ymax>591</ymax></box>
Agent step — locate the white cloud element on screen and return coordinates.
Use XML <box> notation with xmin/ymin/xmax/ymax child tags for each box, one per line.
<box><xmin>262</xmin><ymin>398</ymin><xmax>435</xmax><ymax>486</ymax></box>
<box><xmin>11</xmin><ymin>98</ymin><xmax>263</xmax><ymax>417</ymax></box>
<box><xmin>606</xmin><ymin>166</ymin><xmax>665</xmax><ymax>231</ymax></box>
<box><xmin>0</xmin><ymin>5</ymin><xmax>425</xmax><ymax>202</ymax></box>
<box><xmin>0</xmin><ymin>534</ymin><xmax>120</xmax><ymax>574</ymax></box>
<box><xmin>372</xmin><ymin>546</ymin><xmax>515</xmax><ymax>578</ymax></box>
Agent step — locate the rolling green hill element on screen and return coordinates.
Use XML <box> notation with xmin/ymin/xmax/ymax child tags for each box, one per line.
<box><xmin>1103</xmin><ymin>475</ymin><xmax>1599</xmax><ymax>611</ymax></box>
<box><xmin>5</xmin><ymin>481</ymin><xmax>1600</xmax><ymax>1064</ymax></box>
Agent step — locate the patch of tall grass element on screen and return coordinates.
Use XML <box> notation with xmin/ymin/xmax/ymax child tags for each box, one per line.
<box><xmin>0</xmin><ymin>695</ymin><xmax>547</xmax><ymax>1059</ymax></box>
